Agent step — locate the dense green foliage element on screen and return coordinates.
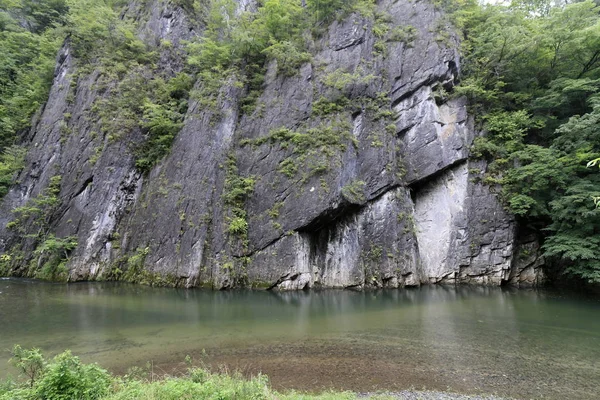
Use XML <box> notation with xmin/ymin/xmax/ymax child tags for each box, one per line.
<box><xmin>1</xmin><ymin>174</ymin><xmax>78</xmax><ymax>280</ymax></box>
<box><xmin>3</xmin><ymin>346</ymin><xmax>111</xmax><ymax>400</ymax></box>
<box><xmin>30</xmin><ymin>234</ymin><xmax>78</xmax><ymax>281</ymax></box>
<box><xmin>68</xmin><ymin>0</ymin><xmax>191</xmax><ymax>173</ymax></box>
<box><xmin>0</xmin><ymin>0</ymin><xmax>63</xmax><ymax>148</ymax></box>
<box><xmin>0</xmin><ymin>346</ymin><xmax>397</xmax><ymax>400</ymax></box>
<box><xmin>454</xmin><ymin>0</ymin><xmax>600</xmax><ymax>282</ymax></box>
<box><xmin>0</xmin><ymin>0</ymin><xmax>66</xmax><ymax>195</ymax></box>
<box><xmin>134</xmin><ymin>73</ymin><xmax>193</xmax><ymax>172</ymax></box>
<box><xmin>6</xmin><ymin>175</ymin><xmax>63</xmax><ymax>237</ymax></box>
<box><xmin>9</xmin><ymin>345</ymin><xmax>44</xmax><ymax>388</ymax></box>
<box><xmin>0</xmin><ymin>145</ymin><xmax>25</xmax><ymax>197</ymax></box>
<box><xmin>0</xmin><ymin>0</ymin><xmax>142</xmax><ymax>144</ymax></box>
<box><xmin>0</xmin><ymin>0</ymin><xmax>190</xmax><ymax>180</ymax></box>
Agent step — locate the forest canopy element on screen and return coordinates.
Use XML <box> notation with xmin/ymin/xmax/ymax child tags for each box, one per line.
<box><xmin>454</xmin><ymin>0</ymin><xmax>600</xmax><ymax>282</ymax></box>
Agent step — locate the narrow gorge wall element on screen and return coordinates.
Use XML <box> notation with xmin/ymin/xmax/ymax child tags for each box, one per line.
<box><xmin>0</xmin><ymin>0</ymin><xmax>544</xmax><ymax>288</ymax></box>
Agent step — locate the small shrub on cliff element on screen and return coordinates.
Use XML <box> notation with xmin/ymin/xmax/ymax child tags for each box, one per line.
<box><xmin>135</xmin><ymin>101</ymin><xmax>184</xmax><ymax>173</ymax></box>
<box><xmin>388</xmin><ymin>25</ymin><xmax>417</xmax><ymax>45</ymax></box>
<box><xmin>0</xmin><ymin>145</ymin><xmax>26</xmax><ymax>199</ymax></box>
<box><xmin>262</xmin><ymin>40</ymin><xmax>312</xmax><ymax>77</ymax></box>
<box><xmin>123</xmin><ymin>246</ymin><xmax>150</xmax><ymax>281</ymax></box>
<box><xmin>227</xmin><ymin>217</ymin><xmax>249</xmax><ymax>236</ymax></box>
<box><xmin>222</xmin><ymin>156</ymin><xmax>256</xmax><ymax>246</ymax></box>
<box><xmin>341</xmin><ymin>180</ymin><xmax>366</xmax><ymax>204</ymax></box>
<box><xmin>306</xmin><ymin>0</ymin><xmax>373</xmax><ymax>23</ymax></box>
<box><xmin>7</xmin><ymin>174</ymin><xmax>58</xmax><ymax>224</ymax></box>
<box><xmin>32</xmin><ymin>234</ymin><xmax>78</xmax><ymax>281</ymax></box>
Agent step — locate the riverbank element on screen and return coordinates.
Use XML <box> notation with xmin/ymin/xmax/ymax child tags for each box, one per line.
<box><xmin>362</xmin><ymin>393</ymin><xmax>505</xmax><ymax>400</ymax></box>
<box><xmin>0</xmin><ymin>347</ymin><xmax>506</xmax><ymax>400</ymax></box>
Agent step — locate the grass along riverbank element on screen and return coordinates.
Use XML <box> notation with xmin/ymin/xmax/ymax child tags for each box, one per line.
<box><xmin>0</xmin><ymin>346</ymin><xmax>505</xmax><ymax>400</ymax></box>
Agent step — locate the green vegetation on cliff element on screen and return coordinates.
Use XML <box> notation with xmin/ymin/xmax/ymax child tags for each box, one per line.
<box><xmin>0</xmin><ymin>0</ymin><xmax>189</xmax><ymax>180</ymax></box>
<box><xmin>0</xmin><ymin>0</ymin><xmax>378</xmax><ymax>188</ymax></box>
<box><xmin>0</xmin><ymin>0</ymin><xmax>64</xmax><ymax>196</ymax></box>
<box><xmin>1</xmin><ymin>174</ymin><xmax>78</xmax><ymax>280</ymax></box>
<box><xmin>454</xmin><ymin>0</ymin><xmax>600</xmax><ymax>283</ymax></box>
<box><xmin>0</xmin><ymin>0</ymin><xmax>63</xmax><ymax>147</ymax></box>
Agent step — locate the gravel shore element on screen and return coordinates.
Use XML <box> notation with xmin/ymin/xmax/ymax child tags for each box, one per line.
<box><xmin>361</xmin><ymin>391</ymin><xmax>507</xmax><ymax>400</ymax></box>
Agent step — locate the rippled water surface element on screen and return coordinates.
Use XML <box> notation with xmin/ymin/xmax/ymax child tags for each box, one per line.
<box><xmin>1</xmin><ymin>279</ymin><xmax>599</xmax><ymax>399</ymax></box>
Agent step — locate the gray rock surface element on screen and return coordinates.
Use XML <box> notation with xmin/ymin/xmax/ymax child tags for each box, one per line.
<box><xmin>508</xmin><ymin>233</ymin><xmax>545</xmax><ymax>287</ymax></box>
<box><xmin>0</xmin><ymin>0</ymin><xmax>544</xmax><ymax>288</ymax></box>
<box><xmin>247</xmin><ymin>188</ymin><xmax>420</xmax><ymax>290</ymax></box>
<box><xmin>397</xmin><ymin>89</ymin><xmax>472</xmax><ymax>184</ymax></box>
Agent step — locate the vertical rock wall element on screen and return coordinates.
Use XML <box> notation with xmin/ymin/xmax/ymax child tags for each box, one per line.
<box><xmin>0</xmin><ymin>0</ymin><xmax>544</xmax><ymax>288</ymax></box>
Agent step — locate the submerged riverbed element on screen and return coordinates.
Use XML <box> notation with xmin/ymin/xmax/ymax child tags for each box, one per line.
<box><xmin>0</xmin><ymin>279</ymin><xmax>599</xmax><ymax>399</ymax></box>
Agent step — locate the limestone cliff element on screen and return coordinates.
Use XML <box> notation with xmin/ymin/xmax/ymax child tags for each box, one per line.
<box><xmin>0</xmin><ymin>0</ymin><xmax>544</xmax><ymax>289</ymax></box>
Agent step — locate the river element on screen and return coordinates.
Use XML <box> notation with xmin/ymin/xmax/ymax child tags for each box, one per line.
<box><xmin>0</xmin><ymin>278</ymin><xmax>599</xmax><ymax>399</ymax></box>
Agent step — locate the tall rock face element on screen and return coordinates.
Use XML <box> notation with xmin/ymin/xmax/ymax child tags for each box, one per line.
<box><xmin>0</xmin><ymin>0</ymin><xmax>544</xmax><ymax>288</ymax></box>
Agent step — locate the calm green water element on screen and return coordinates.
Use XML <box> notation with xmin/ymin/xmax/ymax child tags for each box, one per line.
<box><xmin>1</xmin><ymin>279</ymin><xmax>599</xmax><ymax>399</ymax></box>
